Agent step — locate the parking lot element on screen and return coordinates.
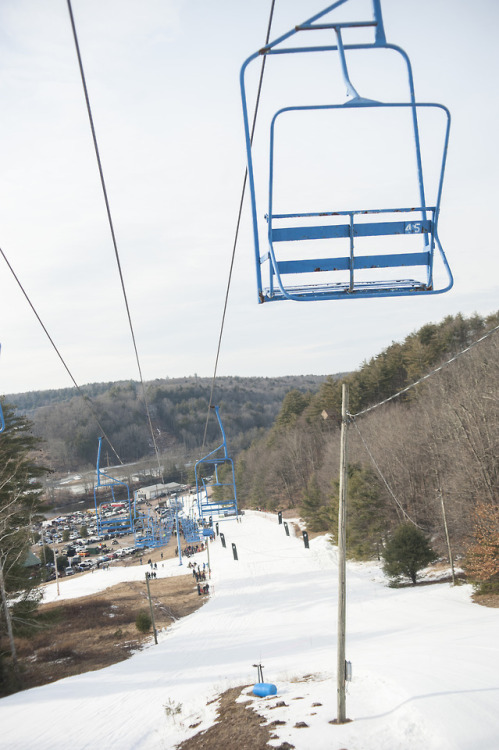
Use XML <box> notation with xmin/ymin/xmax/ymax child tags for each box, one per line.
<box><xmin>34</xmin><ymin>502</ymin><xmax>185</xmax><ymax>579</ymax></box>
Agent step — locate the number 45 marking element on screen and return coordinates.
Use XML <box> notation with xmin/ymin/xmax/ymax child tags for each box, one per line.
<box><xmin>405</xmin><ymin>222</ymin><xmax>422</xmax><ymax>233</ymax></box>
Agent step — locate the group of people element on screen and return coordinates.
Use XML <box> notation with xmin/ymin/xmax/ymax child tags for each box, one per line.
<box><xmin>146</xmin><ymin>560</ymin><xmax>158</xmax><ymax>579</ymax></box>
<box><xmin>190</xmin><ymin>563</ymin><xmax>208</xmax><ymax>582</ymax></box>
<box><xmin>197</xmin><ymin>582</ymin><xmax>209</xmax><ymax>596</ymax></box>
<box><xmin>173</xmin><ymin>543</ymin><xmax>205</xmax><ymax>557</ymax></box>
<box><xmin>183</xmin><ymin>543</ymin><xmax>205</xmax><ymax>556</ymax></box>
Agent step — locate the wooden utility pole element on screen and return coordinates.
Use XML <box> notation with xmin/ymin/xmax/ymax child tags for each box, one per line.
<box><xmin>52</xmin><ymin>539</ymin><xmax>60</xmax><ymax>597</ymax></box>
<box><xmin>438</xmin><ymin>489</ymin><xmax>455</xmax><ymax>585</ymax></box>
<box><xmin>145</xmin><ymin>573</ymin><xmax>158</xmax><ymax>645</ymax></box>
<box><xmin>337</xmin><ymin>383</ymin><xmax>349</xmax><ymax>723</ymax></box>
<box><xmin>175</xmin><ymin>503</ymin><xmax>182</xmax><ymax>566</ymax></box>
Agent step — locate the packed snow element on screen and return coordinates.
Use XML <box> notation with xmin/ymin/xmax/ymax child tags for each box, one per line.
<box><xmin>1</xmin><ymin>511</ymin><xmax>498</xmax><ymax>749</ymax></box>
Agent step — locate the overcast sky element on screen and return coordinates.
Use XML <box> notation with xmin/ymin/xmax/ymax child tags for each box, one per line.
<box><xmin>0</xmin><ymin>0</ymin><xmax>497</xmax><ymax>396</ymax></box>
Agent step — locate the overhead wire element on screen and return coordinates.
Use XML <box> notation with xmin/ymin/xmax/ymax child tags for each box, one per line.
<box><xmin>202</xmin><ymin>0</ymin><xmax>277</xmax><ymax>449</ymax></box>
<box><xmin>0</xmin><ymin>246</ymin><xmax>124</xmax><ymax>465</ymax></box>
<box><xmin>350</xmin><ymin>322</ymin><xmax>499</xmax><ymax>419</ymax></box>
<box><xmin>350</xmin><ymin>415</ymin><xmax>423</xmax><ymax>528</ymax></box>
<box><xmin>345</xmin><ymin>321</ymin><xmax>499</xmax><ymax>529</ymax></box>
<box><xmin>66</xmin><ymin>0</ymin><xmax>164</xmax><ymax>482</ymax></box>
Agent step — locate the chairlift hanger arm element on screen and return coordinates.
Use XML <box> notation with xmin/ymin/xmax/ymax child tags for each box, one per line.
<box><xmin>95</xmin><ymin>436</ymin><xmax>130</xmax><ymax>491</ymax></box>
<box><xmin>257</xmin><ymin>0</ymin><xmax>375</xmax><ymax>55</ymax></box>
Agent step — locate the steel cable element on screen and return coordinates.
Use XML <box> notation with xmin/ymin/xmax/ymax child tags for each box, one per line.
<box><xmin>202</xmin><ymin>0</ymin><xmax>277</xmax><ymax>449</ymax></box>
<box><xmin>350</xmin><ymin>322</ymin><xmax>499</xmax><ymax>419</ymax></box>
<box><xmin>0</xmin><ymin>246</ymin><xmax>123</xmax><ymax>464</ymax></box>
<box><xmin>67</xmin><ymin>0</ymin><xmax>164</xmax><ymax>481</ymax></box>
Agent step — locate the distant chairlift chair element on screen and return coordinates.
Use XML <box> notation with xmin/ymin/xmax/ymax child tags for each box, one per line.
<box><xmin>195</xmin><ymin>406</ymin><xmax>238</xmax><ymax>522</ymax></box>
<box><xmin>93</xmin><ymin>437</ymin><xmax>133</xmax><ymax>537</ymax></box>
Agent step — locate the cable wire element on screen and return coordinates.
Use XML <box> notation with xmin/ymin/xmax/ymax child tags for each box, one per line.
<box><xmin>67</xmin><ymin>0</ymin><xmax>164</xmax><ymax>482</ymax></box>
<box><xmin>0</xmin><ymin>246</ymin><xmax>123</xmax><ymax>464</ymax></box>
<box><xmin>350</xmin><ymin>415</ymin><xmax>423</xmax><ymax>528</ymax></box>
<box><xmin>350</xmin><ymin>322</ymin><xmax>499</xmax><ymax>419</ymax></box>
<box><xmin>202</xmin><ymin>0</ymin><xmax>277</xmax><ymax>448</ymax></box>
<box><xmin>345</xmin><ymin>321</ymin><xmax>499</xmax><ymax>527</ymax></box>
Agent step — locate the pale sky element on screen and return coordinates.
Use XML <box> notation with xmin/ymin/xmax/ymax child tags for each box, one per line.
<box><xmin>0</xmin><ymin>0</ymin><xmax>497</xmax><ymax>395</ymax></box>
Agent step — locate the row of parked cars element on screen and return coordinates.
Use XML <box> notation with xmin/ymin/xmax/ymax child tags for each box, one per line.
<box><xmin>63</xmin><ymin>543</ymin><xmax>139</xmax><ymax>575</ymax></box>
<box><xmin>35</xmin><ymin>508</ymin><xmax>141</xmax><ymax>577</ymax></box>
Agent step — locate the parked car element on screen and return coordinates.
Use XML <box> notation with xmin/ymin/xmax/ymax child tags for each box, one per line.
<box><xmin>65</xmin><ymin>567</ymin><xmax>75</xmax><ymax>576</ymax></box>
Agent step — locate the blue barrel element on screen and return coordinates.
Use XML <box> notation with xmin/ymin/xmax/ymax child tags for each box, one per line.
<box><xmin>253</xmin><ymin>682</ymin><xmax>277</xmax><ymax>697</ymax></box>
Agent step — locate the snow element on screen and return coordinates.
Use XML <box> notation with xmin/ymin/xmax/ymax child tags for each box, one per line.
<box><xmin>1</xmin><ymin>512</ymin><xmax>498</xmax><ymax>749</ymax></box>
<box><xmin>39</xmin><ymin>556</ymin><xmax>194</xmax><ymax>603</ymax></box>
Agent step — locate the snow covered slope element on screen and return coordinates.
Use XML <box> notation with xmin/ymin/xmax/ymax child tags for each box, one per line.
<box><xmin>0</xmin><ymin>512</ymin><xmax>498</xmax><ymax>750</ymax></box>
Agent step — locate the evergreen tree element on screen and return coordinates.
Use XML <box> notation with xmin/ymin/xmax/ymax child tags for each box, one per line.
<box><xmin>56</xmin><ymin>555</ymin><xmax>68</xmax><ymax>573</ymax></box>
<box><xmin>0</xmin><ymin>402</ymin><xmax>50</xmax><ymax>690</ymax></box>
<box><xmin>301</xmin><ymin>475</ymin><xmax>331</xmax><ymax>532</ymax></box>
<box><xmin>382</xmin><ymin>523</ymin><xmax>436</xmax><ymax>585</ymax></box>
<box><xmin>329</xmin><ymin>465</ymin><xmax>387</xmax><ymax>559</ymax></box>
<box><xmin>275</xmin><ymin>390</ymin><xmax>311</xmax><ymax>430</ymax></box>
<box><xmin>39</xmin><ymin>545</ymin><xmax>54</xmax><ymax>568</ymax></box>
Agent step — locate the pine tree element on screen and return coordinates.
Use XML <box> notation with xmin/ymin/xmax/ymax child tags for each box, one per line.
<box><xmin>301</xmin><ymin>474</ymin><xmax>332</xmax><ymax>532</ymax></box>
<box><xmin>275</xmin><ymin>390</ymin><xmax>310</xmax><ymax>430</ymax></box>
<box><xmin>0</xmin><ymin>401</ymin><xmax>50</xmax><ymax>691</ymax></box>
<box><xmin>329</xmin><ymin>464</ymin><xmax>387</xmax><ymax>559</ymax></box>
<box><xmin>382</xmin><ymin>523</ymin><xmax>436</xmax><ymax>585</ymax></box>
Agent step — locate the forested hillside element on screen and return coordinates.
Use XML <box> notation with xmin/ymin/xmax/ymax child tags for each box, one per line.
<box><xmin>235</xmin><ymin>312</ymin><xmax>499</xmax><ymax>570</ymax></box>
<box><xmin>6</xmin><ymin>375</ymin><xmax>327</xmax><ymax>473</ymax></box>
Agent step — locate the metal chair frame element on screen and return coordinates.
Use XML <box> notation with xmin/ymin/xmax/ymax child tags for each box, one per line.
<box><xmin>195</xmin><ymin>406</ymin><xmax>238</xmax><ymax>522</ymax></box>
<box><xmin>240</xmin><ymin>0</ymin><xmax>453</xmax><ymax>303</ymax></box>
<box><xmin>93</xmin><ymin>437</ymin><xmax>133</xmax><ymax>536</ymax></box>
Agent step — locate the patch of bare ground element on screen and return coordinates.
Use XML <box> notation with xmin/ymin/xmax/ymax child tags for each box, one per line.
<box><xmin>175</xmin><ymin>686</ymin><xmax>295</xmax><ymax>750</ymax></box>
<box><xmin>5</xmin><ymin>571</ymin><xmax>206</xmax><ymax>693</ymax></box>
<box><xmin>280</xmin><ymin>509</ymin><xmax>299</xmax><ymax>520</ymax></box>
<box><xmin>472</xmin><ymin>593</ymin><xmax>499</xmax><ymax>608</ymax></box>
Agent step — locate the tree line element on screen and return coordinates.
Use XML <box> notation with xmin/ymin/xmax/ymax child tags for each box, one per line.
<box><xmin>0</xmin><ymin>405</ymin><xmax>49</xmax><ymax>693</ymax></box>
<box><xmin>7</xmin><ymin>375</ymin><xmax>326</xmax><ymax>473</ymax></box>
<box><xmin>235</xmin><ymin>312</ymin><xmax>499</xmax><ymax>585</ymax></box>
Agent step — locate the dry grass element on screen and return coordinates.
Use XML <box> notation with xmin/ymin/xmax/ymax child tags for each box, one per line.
<box><xmin>472</xmin><ymin>593</ymin><xmax>499</xmax><ymax>608</ymax></box>
<box><xmin>3</xmin><ymin>547</ymin><xmax>206</xmax><ymax>693</ymax></box>
<box><xmin>175</xmin><ymin>686</ymin><xmax>295</xmax><ymax>750</ymax></box>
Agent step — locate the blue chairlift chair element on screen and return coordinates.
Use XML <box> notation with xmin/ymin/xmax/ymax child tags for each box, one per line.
<box><xmin>240</xmin><ymin>0</ymin><xmax>452</xmax><ymax>303</ymax></box>
<box><xmin>93</xmin><ymin>437</ymin><xmax>133</xmax><ymax>537</ymax></box>
<box><xmin>134</xmin><ymin>509</ymin><xmax>172</xmax><ymax>549</ymax></box>
<box><xmin>195</xmin><ymin>406</ymin><xmax>238</xmax><ymax>522</ymax></box>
